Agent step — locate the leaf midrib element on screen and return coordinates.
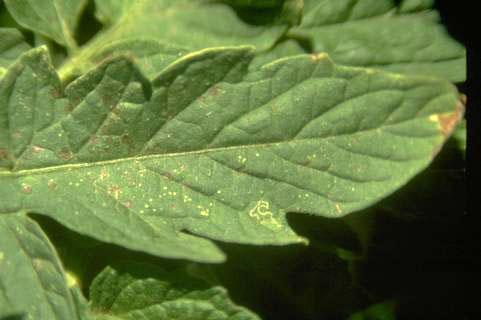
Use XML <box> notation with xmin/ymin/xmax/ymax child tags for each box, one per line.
<box><xmin>0</xmin><ymin>113</ymin><xmax>442</xmax><ymax>178</ymax></box>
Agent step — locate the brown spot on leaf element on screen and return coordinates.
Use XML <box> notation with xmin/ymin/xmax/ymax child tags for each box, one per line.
<box><xmin>430</xmin><ymin>96</ymin><xmax>465</xmax><ymax>158</ymax></box>
<box><xmin>0</xmin><ymin>149</ymin><xmax>8</xmax><ymax>160</ymax></box>
<box><xmin>58</xmin><ymin>148</ymin><xmax>74</xmax><ymax>161</ymax></box>
<box><xmin>123</xmin><ymin>200</ymin><xmax>133</xmax><ymax>208</ymax></box>
<box><xmin>51</xmin><ymin>88</ymin><xmax>62</xmax><ymax>99</ymax></box>
<box><xmin>64</xmin><ymin>103</ymin><xmax>75</xmax><ymax>113</ymax></box>
<box><xmin>121</xmin><ymin>134</ymin><xmax>133</xmax><ymax>146</ymax></box>
<box><xmin>111</xmin><ymin>107</ymin><xmax>121</xmax><ymax>116</ymax></box>
<box><xmin>121</xmin><ymin>134</ymin><xmax>135</xmax><ymax>153</ymax></box>
<box><xmin>438</xmin><ymin>97</ymin><xmax>465</xmax><ymax>137</ymax></box>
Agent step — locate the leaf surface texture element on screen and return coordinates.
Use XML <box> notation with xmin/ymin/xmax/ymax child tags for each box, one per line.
<box><xmin>0</xmin><ymin>47</ymin><xmax>463</xmax><ymax>262</ymax></box>
<box><xmin>0</xmin><ymin>213</ymin><xmax>85</xmax><ymax>319</ymax></box>
<box><xmin>289</xmin><ymin>0</ymin><xmax>466</xmax><ymax>81</ymax></box>
<box><xmin>89</xmin><ymin>262</ymin><xmax>260</xmax><ymax>320</ymax></box>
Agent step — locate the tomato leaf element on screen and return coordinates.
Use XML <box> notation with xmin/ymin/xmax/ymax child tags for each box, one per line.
<box><xmin>3</xmin><ymin>0</ymin><xmax>87</xmax><ymax>51</ymax></box>
<box><xmin>0</xmin><ymin>46</ymin><xmax>463</xmax><ymax>263</ymax></box>
<box><xmin>289</xmin><ymin>0</ymin><xmax>466</xmax><ymax>81</ymax></box>
<box><xmin>0</xmin><ymin>213</ymin><xmax>87</xmax><ymax>319</ymax></box>
<box><xmin>88</xmin><ymin>262</ymin><xmax>261</xmax><ymax>320</ymax></box>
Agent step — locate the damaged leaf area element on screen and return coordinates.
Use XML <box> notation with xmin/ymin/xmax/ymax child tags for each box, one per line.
<box><xmin>0</xmin><ymin>46</ymin><xmax>462</xmax><ymax>264</ymax></box>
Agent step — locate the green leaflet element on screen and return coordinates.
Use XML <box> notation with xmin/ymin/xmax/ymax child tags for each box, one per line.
<box><xmin>58</xmin><ymin>0</ymin><xmax>291</xmax><ymax>81</ymax></box>
<box><xmin>0</xmin><ymin>46</ymin><xmax>463</xmax><ymax>263</ymax></box>
<box><xmin>0</xmin><ymin>28</ymin><xmax>31</xmax><ymax>70</ymax></box>
<box><xmin>289</xmin><ymin>0</ymin><xmax>466</xmax><ymax>82</ymax></box>
<box><xmin>398</xmin><ymin>0</ymin><xmax>434</xmax><ymax>13</ymax></box>
<box><xmin>0</xmin><ymin>28</ymin><xmax>31</xmax><ymax>68</ymax></box>
<box><xmin>61</xmin><ymin>39</ymin><xmax>189</xmax><ymax>83</ymax></box>
<box><xmin>88</xmin><ymin>262</ymin><xmax>260</xmax><ymax>320</ymax></box>
<box><xmin>0</xmin><ymin>213</ymin><xmax>86</xmax><ymax>320</ymax></box>
<box><xmin>3</xmin><ymin>0</ymin><xmax>87</xmax><ymax>51</ymax></box>
<box><xmin>348</xmin><ymin>300</ymin><xmax>397</xmax><ymax>320</ymax></box>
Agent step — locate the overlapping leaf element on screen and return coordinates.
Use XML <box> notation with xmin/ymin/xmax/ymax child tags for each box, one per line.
<box><xmin>289</xmin><ymin>0</ymin><xmax>466</xmax><ymax>81</ymax></box>
<box><xmin>0</xmin><ymin>213</ymin><xmax>86</xmax><ymax>320</ymax></box>
<box><xmin>88</xmin><ymin>262</ymin><xmax>260</xmax><ymax>320</ymax></box>
<box><xmin>0</xmin><ymin>28</ymin><xmax>30</xmax><ymax>78</ymax></box>
<box><xmin>0</xmin><ymin>46</ymin><xmax>463</xmax><ymax>263</ymax></box>
<box><xmin>58</xmin><ymin>0</ymin><xmax>296</xmax><ymax>81</ymax></box>
<box><xmin>3</xmin><ymin>0</ymin><xmax>87</xmax><ymax>51</ymax></box>
<box><xmin>85</xmin><ymin>39</ymin><xmax>189</xmax><ymax>81</ymax></box>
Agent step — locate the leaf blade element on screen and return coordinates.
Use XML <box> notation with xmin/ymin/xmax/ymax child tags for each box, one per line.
<box><xmin>0</xmin><ymin>213</ymin><xmax>84</xmax><ymax>319</ymax></box>
<box><xmin>4</xmin><ymin>0</ymin><xmax>86</xmax><ymax>50</ymax></box>
<box><xmin>0</xmin><ymin>47</ymin><xmax>463</xmax><ymax>262</ymax></box>
<box><xmin>290</xmin><ymin>0</ymin><xmax>466</xmax><ymax>81</ymax></box>
<box><xmin>89</xmin><ymin>262</ymin><xmax>261</xmax><ymax>320</ymax></box>
<box><xmin>0</xmin><ymin>28</ymin><xmax>31</xmax><ymax>70</ymax></box>
<box><xmin>59</xmin><ymin>0</ymin><xmax>289</xmax><ymax>80</ymax></box>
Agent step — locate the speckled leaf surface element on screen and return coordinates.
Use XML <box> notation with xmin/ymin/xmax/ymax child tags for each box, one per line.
<box><xmin>0</xmin><ymin>213</ymin><xmax>85</xmax><ymax>320</ymax></box>
<box><xmin>3</xmin><ymin>0</ymin><xmax>87</xmax><ymax>51</ymax></box>
<box><xmin>0</xmin><ymin>28</ymin><xmax>31</xmax><ymax>73</ymax></box>
<box><xmin>0</xmin><ymin>46</ymin><xmax>463</xmax><ymax>263</ymax></box>
<box><xmin>289</xmin><ymin>0</ymin><xmax>466</xmax><ymax>82</ymax></box>
<box><xmin>88</xmin><ymin>262</ymin><xmax>260</xmax><ymax>320</ymax></box>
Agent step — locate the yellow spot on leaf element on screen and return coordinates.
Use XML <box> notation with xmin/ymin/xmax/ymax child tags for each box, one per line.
<box><xmin>310</xmin><ymin>52</ymin><xmax>328</xmax><ymax>62</ymax></box>
<box><xmin>48</xmin><ymin>179</ymin><xmax>57</xmax><ymax>190</ymax></box>
<box><xmin>249</xmin><ymin>200</ymin><xmax>282</xmax><ymax>231</ymax></box>
<box><xmin>107</xmin><ymin>185</ymin><xmax>121</xmax><ymax>200</ymax></box>
<box><xmin>335</xmin><ymin>203</ymin><xmax>342</xmax><ymax>214</ymax></box>
<box><xmin>21</xmin><ymin>183</ymin><xmax>32</xmax><ymax>194</ymax></box>
<box><xmin>100</xmin><ymin>168</ymin><xmax>109</xmax><ymax>180</ymax></box>
<box><xmin>66</xmin><ymin>271</ymin><xmax>79</xmax><ymax>288</ymax></box>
